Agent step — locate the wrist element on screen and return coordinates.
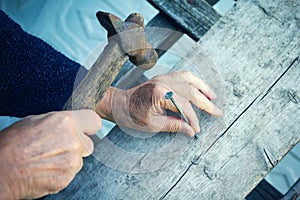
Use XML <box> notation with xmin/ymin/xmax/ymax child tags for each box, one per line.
<box><xmin>95</xmin><ymin>86</ymin><xmax>127</xmax><ymax>122</ymax></box>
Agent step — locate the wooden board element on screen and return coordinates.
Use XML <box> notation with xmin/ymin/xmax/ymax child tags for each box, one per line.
<box><xmin>165</xmin><ymin>53</ymin><xmax>300</xmax><ymax>200</ymax></box>
<box><xmin>162</xmin><ymin>0</ymin><xmax>300</xmax><ymax>198</ymax></box>
<box><xmin>147</xmin><ymin>0</ymin><xmax>220</xmax><ymax>40</ymax></box>
<box><xmin>45</xmin><ymin>0</ymin><xmax>300</xmax><ymax>199</ymax></box>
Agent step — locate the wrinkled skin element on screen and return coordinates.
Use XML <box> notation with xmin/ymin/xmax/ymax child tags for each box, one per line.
<box><xmin>0</xmin><ymin>71</ymin><xmax>222</xmax><ymax>199</ymax></box>
<box><xmin>0</xmin><ymin>110</ymin><xmax>101</xmax><ymax>199</ymax></box>
<box><xmin>97</xmin><ymin>70</ymin><xmax>222</xmax><ymax>137</ymax></box>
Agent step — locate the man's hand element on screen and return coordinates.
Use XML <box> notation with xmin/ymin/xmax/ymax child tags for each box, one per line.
<box><xmin>96</xmin><ymin>71</ymin><xmax>222</xmax><ymax>137</ymax></box>
<box><xmin>0</xmin><ymin>110</ymin><xmax>101</xmax><ymax>199</ymax></box>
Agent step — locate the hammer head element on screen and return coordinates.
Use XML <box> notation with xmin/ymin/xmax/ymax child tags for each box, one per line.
<box><xmin>96</xmin><ymin>11</ymin><xmax>158</xmax><ymax>70</ymax></box>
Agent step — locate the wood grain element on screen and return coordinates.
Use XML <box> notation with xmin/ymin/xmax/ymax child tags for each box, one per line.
<box><xmin>165</xmin><ymin>57</ymin><xmax>300</xmax><ymax>200</ymax></box>
<box><xmin>163</xmin><ymin>0</ymin><xmax>300</xmax><ymax>198</ymax></box>
<box><xmin>46</xmin><ymin>0</ymin><xmax>300</xmax><ymax>199</ymax></box>
<box><xmin>147</xmin><ymin>0</ymin><xmax>220</xmax><ymax>40</ymax></box>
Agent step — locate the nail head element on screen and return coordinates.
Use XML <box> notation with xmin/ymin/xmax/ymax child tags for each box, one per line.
<box><xmin>191</xmin><ymin>156</ymin><xmax>200</xmax><ymax>165</ymax></box>
<box><xmin>165</xmin><ymin>91</ymin><xmax>173</xmax><ymax>99</ymax></box>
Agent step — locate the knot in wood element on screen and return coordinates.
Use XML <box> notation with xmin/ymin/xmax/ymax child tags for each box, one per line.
<box><xmin>204</xmin><ymin>164</ymin><xmax>216</xmax><ymax>180</ymax></box>
<box><xmin>287</xmin><ymin>89</ymin><xmax>299</xmax><ymax>104</ymax></box>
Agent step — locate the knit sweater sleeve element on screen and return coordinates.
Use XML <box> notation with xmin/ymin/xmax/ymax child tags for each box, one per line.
<box><xmin>0</xmin><ymin>10</ymin><xmax>87</xmax><ymax>117</ymax></box>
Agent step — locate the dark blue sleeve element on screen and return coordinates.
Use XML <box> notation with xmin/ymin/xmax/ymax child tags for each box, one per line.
<box><xmin>0</xmin><ymin>10</ymin><xmax>87</xmax><ymax>117</ymax></box>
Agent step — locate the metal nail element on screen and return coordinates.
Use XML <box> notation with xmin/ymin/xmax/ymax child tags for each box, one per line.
<box><xmin>191</xmin><ymin>156</ymin><xmax>200</xmax><ymax>165</ymax></box>
<box><xmin>165</xmin><ymin>91</ymin><xmax>199</xmax><ymax>139</ymax></box>
<box><xmin>165</xmin><ymin>91</ymin><xmax>189</xmax><ymax>124</ymax></box>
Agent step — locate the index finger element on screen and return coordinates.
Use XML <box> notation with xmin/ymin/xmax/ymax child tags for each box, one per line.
<box><xmin>181</xmin><ymin>71</ymin><xmax>217</xmax><ymax>100</ymax></box>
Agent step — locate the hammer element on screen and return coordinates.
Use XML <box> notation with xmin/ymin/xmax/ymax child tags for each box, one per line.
<box><xmin>63</xmin><ymin>11</ymin><xmax>158</xmax><ymax>113</ymax></box>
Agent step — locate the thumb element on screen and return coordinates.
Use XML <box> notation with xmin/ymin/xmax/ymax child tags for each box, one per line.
<box><xmin>72</xmin><ymin>109</ymin><xmax>102</xmax><ymax>157</ymax></box>
<box><xmin>72</xmin><ymin>109</ymin><xmax>102</xmax><ymax>135</ymax></box>
<box><xmin>161</xmin><ymin>116</ymin><xmax>195</xmax><ymax>137</ymax></box>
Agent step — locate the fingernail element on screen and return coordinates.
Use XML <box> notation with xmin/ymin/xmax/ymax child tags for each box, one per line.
<box><xmin>213</xmin><ymin>106</ymin><xmax>223</xmax><ymax>116</ymax></box>
<box><xmin>210</xmin><ymin>89</ymin><xmax>217</xmax><ymax>99</ymax></box>
<box><xmin>196</xmin><ymin>126</ymin><xmax>200</xmax><ymax>134</ymax></box>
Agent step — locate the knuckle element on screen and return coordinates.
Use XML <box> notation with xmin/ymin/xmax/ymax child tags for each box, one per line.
<box><xmin>46</xmin><ymin>111</ymin><xmax>62</xmax><ymax>120</ymax></box>
<box><xmin>68</xmin><ymin>154</ymin><xmax>83</xmax><ymax>171</ymax></box>
<box><xmin>56</xmin><ymin>112</ymin><xmax>78</xmax><ymax>136</ymax></box>
<box><xmin>48</xmin><ymin>177</ymin><xmax>70</xmax><ymax>194</ymax></box>
<box><xmin>71</xmin><ymin>138</ymin><xmax>82</xmax><ymax>151</ymax></box>
<box><xmin>152</xmin><ymin>74</ymin><xmax>165</xmax><ymax>81</ymax></box>
<box><xmin>58</xmin><ymin>112</ymin><xmax>74</xmax><ymax>125</ymax></box>
<box><xmin>170</xmin><ymin>70</ymin><xmax>192</xmax><ymax>80</ymax></box>
<box><xmin>180</xmin><ymin>70</ymin><xmax>192</xmax><ymax>77</ymax></box>
<box><xmin>201</xmin><ymin>102</ymin><xmax>212</xmax><ymax>113</ymax></box>
<box><xmin>188</xmin><ymin>86</ymin><xmax>199</xmax><ymax>98</ymax></box>
<box><xmin>45</xmin><ymin>111</ymin><xmax>75</xmax><ymax>129</ymax></box>
<box><xmin>152</xmin><ymin>84</ymin><xmax>164</xmax><ymax>93</ymax></box>
<box><xmin>170</xmin><ymin>121</ymin><xmax>181</xmax><ymax>133</ymax></box>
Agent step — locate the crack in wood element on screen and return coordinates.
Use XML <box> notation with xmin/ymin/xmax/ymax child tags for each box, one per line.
<box><xmin>256</xmin><ymin>3</ymin><xmax>284</xmax><ymax>24</ymax></box>
<box><xmin>129</xmin><ymin>153</ymin><xmax>148</xmax><ymax>173</ymax></box>
<box><xmin>157</xmin><ymin>56</ymin><xmax>300</xmax><ymax>199</ymax></box>
<box><xmin>159</xmin><ymin>164</ymin><xmax>193</xmax><ymax>200</ymax></box>
<box><xmin>203</xmin><ymin>94</ymin><xmax>261</xmax><ymax>155</ymax></box>
<box><xmin>263</xmin><ymin>148</ymin><xmax>277</xmax><ymax>168</ymax></box>
<box><xmin>259</xmin><ymin>56</ymin><xmax>300</xmax><ymax>101</ymax></box>
<box><xmin>218</xmin><ymin>140</ymin><xmax>253</xmax><ymax>172</ymax></box>
<box><xmin>158</xmin><ymin>94</ymin><xmax>262</xmax><ymax>199</ymax></box>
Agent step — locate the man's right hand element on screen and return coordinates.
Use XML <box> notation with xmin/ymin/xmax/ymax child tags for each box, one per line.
<box><xmin>0</xmin><ymin>110</ymin><xmax>101</xmax><ymax>199</ymax></box>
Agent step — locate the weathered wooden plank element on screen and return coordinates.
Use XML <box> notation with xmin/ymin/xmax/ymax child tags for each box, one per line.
<box><xmin>45</xmin><ymin>0</ymin><xmax>300</xmax><ymax>199</ymax></box>
<box><xmin>165</xmin><ymin>59</ymin><xmax>300</xmax><ymax>199</ymax></box>
<box><xmin>147</xmin><ymin>0</ymin><xmax>221</xmax><ymax>40</ymax></box>
<box><xmin>160</xmin><ymin>0</ymin><xmax>300</xmax><ymax>198</ymax></box>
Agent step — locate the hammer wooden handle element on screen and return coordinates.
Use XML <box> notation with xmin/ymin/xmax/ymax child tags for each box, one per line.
<box><xmin>63</xmin><ymin>11</ymin><xmax>157</xmax><ymax>111</ymax></box>
<box><xmin>63</xmin><ymin>42</ymin><xmax>127</xmax><ymax>110</ymax></box>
